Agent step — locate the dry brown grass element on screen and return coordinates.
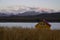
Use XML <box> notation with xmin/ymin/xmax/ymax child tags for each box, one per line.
<box><xmin>0</xmin><ymin>27</ymin><xmax>60</xmax><ymax>40</ymax></box>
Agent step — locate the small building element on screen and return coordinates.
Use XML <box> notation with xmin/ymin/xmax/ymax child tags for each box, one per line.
<box><xmin>35</xmin><ymin>19</ymin><xmax>51</xmax><ymax>30</ymax></box>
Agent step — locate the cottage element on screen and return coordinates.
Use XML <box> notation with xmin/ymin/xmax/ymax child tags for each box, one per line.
<box><xmin>35</xmin><ymin>19</ymin><xmax>51</xmax><ymax>30</ymax></box>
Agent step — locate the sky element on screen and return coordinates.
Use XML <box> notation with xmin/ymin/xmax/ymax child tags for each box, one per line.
<box><xmin>0</xmin><ymin>0</ymin><xmax>60</xmax><ymax>10</ymax></box>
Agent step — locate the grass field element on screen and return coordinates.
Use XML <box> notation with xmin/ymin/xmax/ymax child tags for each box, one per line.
<box><xmin>0</xmin><ymin>27</ymin><xmax>60</xmax><ymax>40</ymax></box>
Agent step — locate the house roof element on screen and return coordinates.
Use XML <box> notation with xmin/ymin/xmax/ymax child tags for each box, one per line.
<box><xmin>42</xmin><ymin>19</ymin><xmax>51</xmax><ymax>27</ymax></box>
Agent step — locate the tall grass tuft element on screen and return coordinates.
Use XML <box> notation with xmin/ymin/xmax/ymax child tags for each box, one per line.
<box><xmin>0</xmin><ymin>27</ymin><xmax>60</xmax><ymax>40</ymax></box>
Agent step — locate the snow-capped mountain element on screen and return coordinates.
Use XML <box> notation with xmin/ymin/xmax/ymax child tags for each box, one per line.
<box><xmin>0</xmin><ymin>6</ymin><xmax>56</xmax><ymax>14</ymax></box>
<box><xmin>0</xmin><ymin>6</ymin><xmax>59</xmax><ymax>17</ymax></box>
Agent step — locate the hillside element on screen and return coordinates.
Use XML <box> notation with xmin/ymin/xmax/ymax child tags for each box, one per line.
<box><xmin>0</xmin><ymin>12</ymin><xmax>60</xmax><ymax>22</ymax></box>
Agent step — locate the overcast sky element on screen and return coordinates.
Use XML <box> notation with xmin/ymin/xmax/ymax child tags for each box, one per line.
<box><xmin>0</xmin><ymin>0</ymin><xmax>60</xmax><ymax>10</ymax></box>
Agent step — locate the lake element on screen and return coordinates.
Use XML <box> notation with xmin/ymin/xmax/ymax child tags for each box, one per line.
<box><xmin>0</xmin><ymin>22</ymin><xmax>60</xmax><ymax>30</ymax></box>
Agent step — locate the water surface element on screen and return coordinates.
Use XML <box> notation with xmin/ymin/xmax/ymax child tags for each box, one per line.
<box><xmin>0</xmin><ymin>22</ymin><xmax>60</xmax><ymax>29</ymax></box>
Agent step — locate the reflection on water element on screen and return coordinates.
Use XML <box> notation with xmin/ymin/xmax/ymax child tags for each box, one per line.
<box><xmin>0</xmin><ymin>22</ymin><xmax>60</xmax><ymax>29</ymax></box>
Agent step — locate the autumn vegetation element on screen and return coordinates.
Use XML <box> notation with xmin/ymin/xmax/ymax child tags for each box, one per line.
<box><xmin>0</xmin><ymin>27</ymin><xmax>60</xmax><ymax>40</ymax></box>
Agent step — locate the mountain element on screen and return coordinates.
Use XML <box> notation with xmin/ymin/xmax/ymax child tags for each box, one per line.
<box><xmin>0</xmin><ymin>6</ymin><xmax>59</xmax><ymax>17</ymax></box>
<box><xmin>0</xmin><ymin>6</ymin><xmax>57</xmax><ymax>14</ymax></box>
<box><xmin>16</xmin><ymin>11</ymin><xmax>42</xmax><ymax>16</ymax></box>
<box><xmin>0</xmin><ymin>11</ymin><xmax>46</xmax><ymax>17</ymax></box>
<box><xmin>0</xmin><ymin>11</ymin><xmax>60</xmax><ymax>22</ymax></box>
<box><xmin>0</xmin><ymin>10</ymin><xmax>59</xmax><ymax>17</ymax></box>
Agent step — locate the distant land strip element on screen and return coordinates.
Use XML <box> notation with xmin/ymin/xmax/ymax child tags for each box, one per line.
<box><xmin>0</xmin><ymin>18</ymin><xmax>60</xmax><ymax>22</ymax></box>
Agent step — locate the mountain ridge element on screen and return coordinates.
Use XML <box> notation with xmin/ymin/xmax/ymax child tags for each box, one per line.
<box><xmin>0</xmin><ymin>6</ymin><xmax>57</xmax><ymax>14</ymax></box>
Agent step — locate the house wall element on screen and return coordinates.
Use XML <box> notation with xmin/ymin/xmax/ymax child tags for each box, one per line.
<box><xmin>35</xmin><ymin>22</ymin><xmax>50</xmax><ymax>30</ymax></box>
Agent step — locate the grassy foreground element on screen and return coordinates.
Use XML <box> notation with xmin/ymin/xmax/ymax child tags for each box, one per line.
<box><xmin>0</xmin><ymin>27</ymin><xmax>60</xmax><ymax>40</ymax></box>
